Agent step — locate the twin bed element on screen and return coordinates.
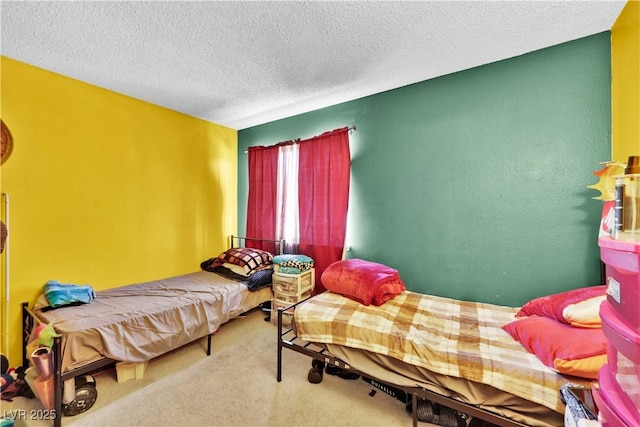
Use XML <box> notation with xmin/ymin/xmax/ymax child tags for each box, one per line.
<box><xmin>277</xmin><ymin>259</ymin><xmax>604</xmax><ymax>427</ymax></box>
<box><xmin>21</xmin><ymin>237</ymin><xmax>283</xmax><ymax>427</ymax></box>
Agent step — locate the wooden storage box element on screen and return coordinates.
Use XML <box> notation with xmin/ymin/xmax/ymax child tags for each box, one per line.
<box><xmin>116</xmin><ymin>361</ymin><xmax>148</xmax><ymax>383</ymax></box>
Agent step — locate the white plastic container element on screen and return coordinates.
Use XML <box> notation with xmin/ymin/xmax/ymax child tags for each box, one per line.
<box><xmin>613</xmin><ymin>156</ymin><xmax>640</xmax><ymax>242</ymax></box>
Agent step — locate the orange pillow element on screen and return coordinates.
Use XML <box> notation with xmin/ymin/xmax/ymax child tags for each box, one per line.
<box><xmin>502</xmin><ymin>316</ymin><xmax>607</xmax><ymax>379</ymax></box>
<box><xmin>516</xmin><ymin>286</ymin><xmax>606</xmax><ymax>327</ymax></box>
<box><xmin>562</xmin><ymin>295</ymin><xmax>606</xmax><ymax>328</ymax></box>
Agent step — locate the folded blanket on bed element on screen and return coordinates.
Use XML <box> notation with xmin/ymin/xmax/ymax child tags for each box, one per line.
<box><xmin>273</xmin><ymin>254</ymin><xmax>314</xmax><ymax>273</ymax></box>
<box><xmin>321</xmin><ymin>258</ymin><xmax>406</xmax><ymax>306</ymax></box>
<box><xmin>43</xmin><ymin>280</ymin><xmax>96</xmax><ymax>309</ymax></box>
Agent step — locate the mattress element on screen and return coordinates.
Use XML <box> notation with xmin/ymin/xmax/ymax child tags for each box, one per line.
<box><xmin>294</xmin><ymin>291</ymin><xmax>591</xmax><ymax>422</ymax></box>
<box><xmin>33</xmin><ymin>270</ymin><xmax>272</xmax><ymax>373</ymax></box>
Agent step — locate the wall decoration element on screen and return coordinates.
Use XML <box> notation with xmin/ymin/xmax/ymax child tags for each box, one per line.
<box><xmin>0</xmin><ymin>220</ymin><xmax>6</xmax><ymax>253</ymax></box>
<box><xmin>1</xmin><ymin>119</ymin><xmax>13</xmax><ymax>165</ymax></box>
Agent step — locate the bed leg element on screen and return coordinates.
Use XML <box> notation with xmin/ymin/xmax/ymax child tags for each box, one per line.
<box><xmin>207</xmin><ymin>334</ymin><xmax>212</xmax><ymax>356</ymax></box>
<box><xmin>53</xmin><ymin>336</ymin><xmax>63</xmax><ymax>427</ymax></box>
<box><xmin>412</xmin><ymin>394</ymin><xmax>417</xmax><ymax>427</ymax></box>
<box><xmin>21</xmin><ymin>302</ymin><xmax>31</xmax><ymax>368</ymax></box>
<box><xmin>277</xmin><ymin>308</ymin><xmax>282</xmax><ymax>382</ymax></box>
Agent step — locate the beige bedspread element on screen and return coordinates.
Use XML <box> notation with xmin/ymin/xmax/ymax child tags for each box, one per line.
<box><xmin>34</xmin><ymin>271</ymin><xmax>272</xmax><ymax>373</ymax></box>
<box><xmin>294</xmin><ymin>291</ymin><xmax>587</xmax><ymax>414</ymax></box>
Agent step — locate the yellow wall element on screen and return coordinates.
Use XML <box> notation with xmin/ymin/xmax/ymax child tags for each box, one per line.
<box><xmin>0</xmin><ymin>57</ymin><xmax>238</xmax><ymax>364</ymax></box>
<box><xmin>611</xmin><ymin>0</ymin><xmax>640</xmax><ymax>161</ymax></box>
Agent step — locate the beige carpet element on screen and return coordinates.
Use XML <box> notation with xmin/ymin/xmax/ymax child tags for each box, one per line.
<box><xmin>3</xmin><ymin>308</ymin><xmax>435</xmax><ymax>427</ymax></box>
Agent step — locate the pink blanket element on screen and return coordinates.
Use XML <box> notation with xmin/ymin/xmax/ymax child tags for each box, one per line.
<box><xmin>320</xmin><ymin>258</ymin><xmax>406</xmax><ymax>306</ymax></box>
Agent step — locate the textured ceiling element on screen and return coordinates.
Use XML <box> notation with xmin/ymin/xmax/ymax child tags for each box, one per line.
<box><xmin>0</xmin><ymin>1</ymin><xmax>627</xmax><ymax>130</ymax></box>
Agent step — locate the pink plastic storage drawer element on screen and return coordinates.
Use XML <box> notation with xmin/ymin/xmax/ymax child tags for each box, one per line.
<box><xmin>599</xmin><ymin>237</ymin><xmax>640</xmax><ymax>332</ymax></box>
<box><xmin>593</xmin><ymin>382</ymin><xmax>628</xmax><ymax>427</ymax></box>
<box><xmin>600</xmin><ymin>301</ymin><xmax>640</xmax><ymax>423</ymax></box>
<box><xmin>596</xmin><ymin>365</ymin><xmax>638</xmax><ymax>427</ymax></box>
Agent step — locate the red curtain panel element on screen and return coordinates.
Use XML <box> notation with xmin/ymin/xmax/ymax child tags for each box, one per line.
<box><xmin>246</xmin><ymin>145</ymin><xmax>279</xmax><ymax>251</ymax></box>
<box><xmin>298</xmin><ymin>127</ymin><xmax>351</xmax><ymax>292</ymax></box>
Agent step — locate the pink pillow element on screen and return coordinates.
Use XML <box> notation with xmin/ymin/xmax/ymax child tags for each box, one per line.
<box><xmin>516</xmin><ymin>286</ymin><xmax>606</xmax><ymax>325</ymax></box>
<box><xmin>502</xmin><ymin>316</ymin><xmax>607</xmax><ymax>379</ymax></box>
<box><xmin>321</xmin><ymin>259</ymin><xmax>406</xmax><ymax>306</ymax></box>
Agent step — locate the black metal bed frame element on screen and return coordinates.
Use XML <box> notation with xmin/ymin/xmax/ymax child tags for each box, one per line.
<box><xmin>21</xmin><ymin>303</ymin><xmax>217</xmax><ymax>427</ymax></box>
<box><xmin>19</xmin><ymin>236</ymin><xmax>284</xmax><ymax>427</ymax></box>
<box><xmin>276</xmin><ymin>299</ymin><xmax>529</xmax><ymax>427</ymax></box>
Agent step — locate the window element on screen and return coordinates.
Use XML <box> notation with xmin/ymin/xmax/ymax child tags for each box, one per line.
<box><xmin>276</xmin><ymin>143</ymin><xmax>299</xmax><ymax>245</ymax></box>
<box><xmin>247</xmin><ymin>127</ymin><xmax>351</xmax><ymax>292</ymax></box>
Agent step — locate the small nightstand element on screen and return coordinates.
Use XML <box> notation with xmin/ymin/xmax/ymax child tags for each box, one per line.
<box><xmin>271</xmin><ymin>268</ymin><xmax>315</xmax><ymax>326</ymax></box>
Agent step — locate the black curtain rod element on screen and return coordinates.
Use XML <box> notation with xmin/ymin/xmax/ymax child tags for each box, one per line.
<box><xmin>289</xmin><ymin>126</ymin><xmax>356</xmax><ymax>141</ymax></box>
<box><xmin>244</xmin><ymin>125</ymin><xmax>355</xmax><ymax>154</ymax></box>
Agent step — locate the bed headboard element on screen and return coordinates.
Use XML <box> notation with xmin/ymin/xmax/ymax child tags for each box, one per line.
<box><xmin>230</xmin><ymin>236</ymin><xmax>285</xmax><ymax>255</ymax></box>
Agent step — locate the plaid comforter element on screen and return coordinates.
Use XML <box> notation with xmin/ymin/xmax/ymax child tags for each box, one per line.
<box><xmin>294</xmin><ymin>291</ymin><xmax>586</xmax><ymax>413</ymax></box>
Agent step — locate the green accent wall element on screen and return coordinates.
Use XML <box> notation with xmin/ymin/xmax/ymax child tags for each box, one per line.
<box><xmin>238</xmin><ymin>33</ymin><xmax>611</xmax><ymax>307</ymax></box>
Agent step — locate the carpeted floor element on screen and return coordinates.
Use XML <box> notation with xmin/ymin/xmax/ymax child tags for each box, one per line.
<box><xmin>3</xmin><ymin>308</ymin><xmax>432</xmax><ymax>427</ymax></box>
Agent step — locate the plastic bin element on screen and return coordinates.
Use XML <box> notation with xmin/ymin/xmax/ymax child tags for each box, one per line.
<box><xmin>613</xmin><ymin>170</ymin><xmax>640</xmax><ymax>242</ymax></box>
<box><xmin>32</xmin><ymin>375</ymin><xmax>54</xmax><ymax>410</ymax></box>
<box><xmin>593</xmin><ymin>384</ymin><xmax>628</xmax><ymax>427</ymax></box>
<box><xmin>271</xmin><ymin>299</ymin><xmax>297</xmax><ymax>327</ymax></box>
<box><xmin>600</xmin><ymin>301</ymin><xmax>640</xmax><ymax>422</ymax></box>
<box><xmin>599</xmin><ymin>237</ymin><xmax>640</xmax><ymax>332</ymax></box>
<box><xmin>273</xmin><ymin>289</ymin><xmax>312</xmax><ymax>305</ymax></box>
<box><xmin>272</xmin><ymin>269</ymin><xmax>314</xmax><ymax>296</ymax></box>
<box><xmin>595</xmin><ymin>365</ymin><xmax>638</xmax><ymax>427</ymax></box>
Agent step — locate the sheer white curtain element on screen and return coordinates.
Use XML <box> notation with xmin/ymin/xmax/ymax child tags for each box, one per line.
<box><xmin>276</xmin><ymin>143</ymin><xmax>299</xmax><ymax>246</ymax></box>
<box><xmin>247</xmin><ymin>127</ymin><xmax>350</xmax><ymax>281</ymax></box>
